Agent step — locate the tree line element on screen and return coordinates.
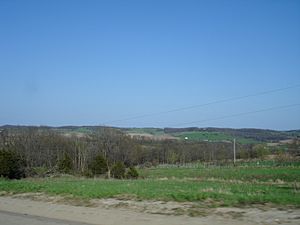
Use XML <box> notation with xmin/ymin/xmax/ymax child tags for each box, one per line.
<box><xmin>0</xmin><ymin>126</ymin><xmax>299</xmax><ymax>179</ymax></box>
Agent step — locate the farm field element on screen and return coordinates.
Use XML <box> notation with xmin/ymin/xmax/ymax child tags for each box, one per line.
<box><xmin>0</xmin><ymin>166</ymin><xmax>299</xmax><ymax>207</ymax></box>
<box><xmin>172</xmin><ymin>131</ymin><xmax>259</xmax><ymax>144</ymax></box>
<box><xmin>124</xmin><ymin>128</ymin><xmax>261</xmax><ymax>143</ymax></box>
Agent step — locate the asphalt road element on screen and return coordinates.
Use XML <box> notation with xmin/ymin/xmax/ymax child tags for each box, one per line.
<box><xmin>0</xmin><ymin>210</ymin><xmax>93</xmax><ymax>225</ymax></box>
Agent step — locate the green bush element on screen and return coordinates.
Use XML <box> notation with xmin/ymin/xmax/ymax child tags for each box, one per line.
<box><xmin>89</xmin><ymin>155</ymin><xmax>107</xmax><ymax>176</ymax></box>
<box><xmin>82</xmin><ymin>169</ymin><xmax>94</xmax><ymax>178</ymax></box>
<box><xmin>0</xmin><ymin>149</ymin><xmax>25</xmax><ymax>179</ymax></box>
<box><xmin>126</xmin><ymin>166</ymin><xmax>139</xmax><ymax>179</ymax></box>
<box><xmin>57</xmin><ymin>153</ymin><xmax>73</xmax><ymax>174</ymax></box>
<box><xmin>111</xmin><ymin>162</ymin><xmax>126</xmax><ymax>179</ymax></box>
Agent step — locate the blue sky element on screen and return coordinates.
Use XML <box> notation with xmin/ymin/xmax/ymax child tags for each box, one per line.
<box><xmin>0</xmin><ymin>0</ymin><xmax>299</xmax><ymax>130</ymax></box>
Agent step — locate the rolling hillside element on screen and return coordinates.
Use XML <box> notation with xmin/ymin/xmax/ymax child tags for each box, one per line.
<box><xmin>1</xmin><ymin>125</ymin><xmax>299</xmax><ymax>144</ymax></box>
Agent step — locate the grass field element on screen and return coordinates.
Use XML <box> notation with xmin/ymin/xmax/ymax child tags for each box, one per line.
<box><xmin>173</xmin><ymin>131</ymin><xmax>259</xmax><ymax>144</ymax></box>
<box><xmin>125</xmin><ymin>128</ymin><xmax>165</xmax><ymax>136</ymax></box>
<box><xmin>140</xmin><ymin>167</ymin><xmax>300</xmax><ymax>182</ymax></box>
<box><xmin>0</xmin><ymin>166</ymin><xmax>299</xmax><ymax>207</ymax></box>
<box><xmin>125</xmin><ymin>129</ymin><xmax>259</xmax><ymax>144</ymax></box>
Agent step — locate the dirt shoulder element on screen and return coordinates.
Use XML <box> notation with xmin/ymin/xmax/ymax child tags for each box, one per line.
<box><xmin>0</xmin><ymin>194</ymin><xmax>299</xmax><ymax>225</ymax></box>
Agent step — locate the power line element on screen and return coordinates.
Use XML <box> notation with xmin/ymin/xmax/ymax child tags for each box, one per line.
<box><xmin>171</xmin><ymin>103</ymin><xmax>300</xmax><ymax>127</ymax></box>
<box><xmin>105</xmin><ymin>84</ymin><xmax>300</xmax><ymax>124</ymax></box>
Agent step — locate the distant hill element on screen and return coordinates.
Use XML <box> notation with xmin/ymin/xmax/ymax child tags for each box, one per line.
<box><xmin>163</xmin><ymin>127</ymin><xmax>300</xmax><ymax>142</ymax></box>
<box><xmin>1</xmin><ymin>125</ymin><xmax>299</xmax><ymax>144</ymax></box>
<box><xmin>124</xmin><ymin>127</ymin><xmax>300</xmax><ymax>144</ymax></box>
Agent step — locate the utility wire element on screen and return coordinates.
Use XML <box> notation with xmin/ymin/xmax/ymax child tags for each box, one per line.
<box><xmin>105</xmin><ymin>84</ymin><xmax>300</xmax><ymax>124</ymax></box>
<box><xmin>171</xmin><ymin>103</ymin><xmax>300</xmax><ymax>127</ymax></box>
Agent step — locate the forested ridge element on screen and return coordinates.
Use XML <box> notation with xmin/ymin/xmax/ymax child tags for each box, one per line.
<box><xmin>0</xmin><ymin>125</ymin><xmax>299</xmax><ymax>179</ymax></box>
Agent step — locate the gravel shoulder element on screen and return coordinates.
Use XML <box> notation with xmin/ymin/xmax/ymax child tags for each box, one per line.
<box><xmin>0</xmin><ymin>195</ymin><xmax>299</xmax><ymax>225</ymax></box>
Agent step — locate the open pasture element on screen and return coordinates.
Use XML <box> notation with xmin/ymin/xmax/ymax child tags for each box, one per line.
<box><xmin>0</xmin><ymin>166</ymin><xmax>299</xmax><ymax>207</ymax></box>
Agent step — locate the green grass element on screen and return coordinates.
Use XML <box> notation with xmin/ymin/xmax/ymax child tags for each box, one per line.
<box><xmin>236</xmin><ymin>160</ymin><xmax>300</xmax><ymax>167</ymax></box>
<box><xmin>124</xmin><ymin>129</ymin><xmax>260</xmax><ymax>143</ymax></box>
<box><xmin>173</xmin><ymin>131</ymin><xmax>259</xmax><ymax>144</ymax></box>
<box><xmin>0</xmin><ymin>166</ymin><xmax>299</xmax><ymax>207</ymax></box>
<box><xmin>0</xmin><ymin>177</ymin><xmax>299</xmax><ymax>206</ymax></box>
<box><xmin>139</xmin><ymin>167</ymin><xmax>300</xmax><ymax>182</ymax></box>
<box><xmin>125</xmin><ymin>128</ymin><xmax>165</xmax><ymax>136</ymax></box>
